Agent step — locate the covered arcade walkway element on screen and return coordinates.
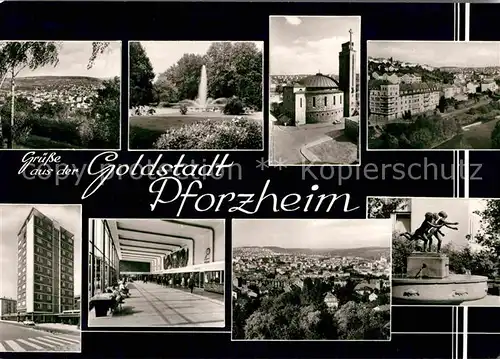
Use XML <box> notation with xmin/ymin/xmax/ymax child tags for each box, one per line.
<box><xmin>88</xmin><ymin>281</ymin><xmax>224</xmax><ymax>327</ymax></box>
<box><xmin>88</xmin><ymin>218</ymin><xmax>225</xmax><ymax>328</ymax></box>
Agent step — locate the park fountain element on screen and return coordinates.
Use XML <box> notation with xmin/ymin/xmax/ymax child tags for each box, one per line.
<box><xmin>178</xmin><ymin>65</ymin><xmax>227</xmax><ymax>112</ymax></box>
<box><xmin>392</xmin><ymin>250</ymin><xmax>488</xmax><ymax>305</ymax></box>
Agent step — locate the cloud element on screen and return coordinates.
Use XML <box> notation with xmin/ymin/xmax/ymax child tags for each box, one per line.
<box><xmin>271</xmin><ymin>35</ymin><xmax>360</xmax><ymax>75</ymax></box>
<box><xmin>284</xmin><ymin>16</ymin><xmax>302</xmax><ymax>26</ymax></box>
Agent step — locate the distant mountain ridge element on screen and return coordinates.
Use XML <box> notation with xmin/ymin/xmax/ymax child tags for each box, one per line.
<box><xmin>234</xmin><ymin>246</ymin><xmax>389</xmax><ymax>259</ymax></box>
<box><xmin>1</xmin><ymin>76</ymin><xmax>107</xmax><ymax>91</ymax></box>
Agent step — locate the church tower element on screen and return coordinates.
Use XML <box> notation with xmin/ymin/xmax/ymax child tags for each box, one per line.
<box><xmin>338</xmin><ymin>29</ymin><xmax>356</xmax><ymax>117</ymax></box>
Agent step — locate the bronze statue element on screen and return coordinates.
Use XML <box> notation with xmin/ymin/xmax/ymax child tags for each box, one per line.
<box><xmin>427</xmin><ymin>211</ymin><xmax>458</xmax><ymax>252</ymax></box>
<box><xmin>400</xmin><ymin>212</ymin><xmax>443</xmax><ymax>252</ymax></box>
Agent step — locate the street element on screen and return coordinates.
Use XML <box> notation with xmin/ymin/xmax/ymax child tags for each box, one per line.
<box><xmin>0</xmin><ymin>321</ymin><xmax>81</xmax><ymax>352</ymax></box>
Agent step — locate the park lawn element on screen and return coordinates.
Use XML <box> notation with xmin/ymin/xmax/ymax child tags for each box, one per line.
<box><xmin>130</xmin><ymin>114</ymin><xmax>256</xmax><ymax>132</ymax></box>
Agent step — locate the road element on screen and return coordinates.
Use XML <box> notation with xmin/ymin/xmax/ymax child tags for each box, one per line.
<box><xmin>0</xmin><ymin>321</ymin><xmax>80</xmax><ymax>352</ymax></box>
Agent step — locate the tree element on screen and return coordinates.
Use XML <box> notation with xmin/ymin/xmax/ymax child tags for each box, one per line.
<box><xmin>205</xmin><ymin>42</ymin><xmax>262</xmax><ymax>110</ymax></box>
<box><xmin>129</xmin><ymin>42</ymin><xmax>155</xmax><ymax>108</ymax></box>
<box><xmin>83</xmin><ymin>77</ymin><xmax>120</xmax><ymax>148</ymax></box>
<box><xmin>438</xmin><ymin>95</ymin><xmax>446</xmax><ymax>113</ymax></box>
<box><xmin>87</xmin><ymin>42</ymin><xmax>112</xmax><ymax>70</ymax></box>
<box><xmin>392</xmin><ymin>232</ymin><xmax>414</xmax><ymax>274</ymax></box>
<box><xmin>159</xmin><ymin>53</ymin><xmax>206</xmax><ymax>104</ymax></box>
<box><xmin>333</xmin><ymin>279</ymin><xmax>357</xmax><ymax>306</ymax></box>
<box><xmin>367</xmin><ymin>197</ymin><xmax>410</xmax><ymax>219</ymax></box>
<box><xmin>335</xmin><ymin>301</ymin><xmax>388</xmax><ymax>340</ymax></box>
<box><xmin>491</xmin><ymin>121</ymin><xmax>500</xmax><ymax>149</ymax></box>
<box><xmin>0</xmin><ymin>42</ymin><xmax>59</xmax><ymax>148</ymax></box>
<box><xmin>474</xmin><ymin>199</ymin><xmax>500</xmax><ymax>257</ymax></box>
<box><xmin>157</xmin><ymin>42</ymin><xmax>263</xmax><ymax>110</ymax></box>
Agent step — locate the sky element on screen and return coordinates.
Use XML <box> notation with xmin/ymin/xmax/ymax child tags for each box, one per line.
<box><xmin>232</xmin><ymin>219</ymin><xmax>391</xmax><ymax>249</ymax></box>
<box><xmin>0</xmin><ymin>205</ymin><xmax>82</xmax><ymax>299</ymax></box>
<box><xmin>269</xmin><ymin>16</ymin><xmax>361</xmax><ymax>75</ymax></box>
<box><xmin>368</xmin><ymin>41</ymin><xmax>500</xmax><ymax>68</ymax></box>
<box><xmin>138</xmin><ymin>41</ymin><xmax>264</xmax><ymax>77</ymax></box>
<box><xmin>13</xmin><ymin>41</ymin><xmax>121</xmax><ymax>78</ymax></box>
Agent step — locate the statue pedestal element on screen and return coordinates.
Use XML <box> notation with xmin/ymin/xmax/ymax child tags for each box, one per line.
<box><xmin>393</xmin><ymin>252</ymin><xmax>488</xmax><ymax>305</ymax></box>
<box><xmin>407</xmin><ymin>252</ymin><xmax>449</xmax><ymax>279</ymax></box>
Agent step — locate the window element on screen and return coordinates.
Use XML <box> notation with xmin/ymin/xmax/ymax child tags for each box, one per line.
<box><xmin>312</xmin><ymin>97</ymin><xmax>316</xmax><ymax>107</ymax></box>
<box><xmin>299</xmin><ymin>98</ymin><xmax>302</xmax><ymax>108</ymax></box>
<box><xmin>324</xmin><ymin>97</ymin><xmax>327</xmax><ymax>106</ymax></box>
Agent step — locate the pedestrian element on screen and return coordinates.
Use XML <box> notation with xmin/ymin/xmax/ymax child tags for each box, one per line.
<box><xmin>189</xmin><ymin>276</ymin><xmax>195</xmax><ymax>293</ymax></box>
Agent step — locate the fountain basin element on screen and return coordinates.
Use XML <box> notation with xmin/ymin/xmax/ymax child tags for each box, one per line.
<box><xmin>392</xmin><ymin>274</ymin><xmax>488</xmax><ymax>305</ymax></box>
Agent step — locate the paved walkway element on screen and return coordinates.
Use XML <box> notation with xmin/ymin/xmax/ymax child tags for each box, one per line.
<box><xmin>88</xmin><ymin>282</ymin><xmax>225</xmax><ymax>328</ymax></box>
<box><xmin>270</xmin><ymin>121</ymin><xmax>349</xmax><ymax>165</ymax></box>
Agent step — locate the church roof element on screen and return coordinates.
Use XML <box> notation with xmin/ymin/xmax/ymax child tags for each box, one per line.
<box><xmin>300</xmin><ymin>73</ymin><xmax>339</xmax><ymax>88</ymax></box>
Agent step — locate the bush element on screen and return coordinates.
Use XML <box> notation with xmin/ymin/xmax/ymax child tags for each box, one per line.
<box><xmin>276</xmin><ymin>115</ymin><xmax>294</xmax><ymax>126</ymax></box>
<box><xmin>180</xmin><ymin>104</ymin><xmax>188</xmax><ymax>115</ymax></box>
<box><xmin>130</xmin><ymin>126</ymin><xmax>164</xmax><ymax>149</ymax></box>
<box><xmin>155</xmin><ymin>118</ymin><xmax>262</xmax><ymax>150</ymax></box>
<box><xmin>344</xmin><ymin>121</ymin><xmax>359</xmax><ymax>143</ymax></box>
<box><xmin>12</xmin><ymin>114</ymin><xmax>32</xmax><ymax>144</ymax></box>
<box><xmin>28</xmin><ymin>116</ymin><xmax>82</xmax><ymax>146</ymax></box>
<box><xmin>224</xmin><ymin>98</ymin><xmax>245</xmax><ymax>115</ymax></box>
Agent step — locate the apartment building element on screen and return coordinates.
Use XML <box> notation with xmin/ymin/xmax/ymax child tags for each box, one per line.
<box><xmin>0</xmin><ymin>297</ymin><xmax>17</xmax><ymax>317</ymax></box>
<box><xmin>369</xmin><ymin>80</ymin><xmax>441</xmax><ymax>121</ymax></box>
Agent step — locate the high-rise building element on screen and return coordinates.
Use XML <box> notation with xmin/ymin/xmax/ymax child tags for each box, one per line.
<box><xmin>17</xmin><ymin>208</ymin><xmax>75</xmax><ymax>321</ymax></box>
<box><xmin>338</xmin><ymin>29</ymin><xmax>357</xmax><ymax>117</ymax></box>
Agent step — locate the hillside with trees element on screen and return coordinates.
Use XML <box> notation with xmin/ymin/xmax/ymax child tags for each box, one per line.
<box><xmin>233</xmin><ymin>276</ymin><xmax>390</xmax><ymax>340</ymax></box>
<box><xmin>368</xmin><ymin>58</ymin><xmax>455</xmax><ymax>84</ymax></box>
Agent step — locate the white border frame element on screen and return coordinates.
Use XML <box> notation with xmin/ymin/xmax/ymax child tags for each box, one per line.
<box><xmin>127</xmin><ymin>41</ymin><xmax>265</xmax><ymax>152</ymax></box>
<box><xmin>0</xmin><ymin>40</ymin><xmax>122</xmax><ymax>152</ymax></box>
<box><xmin>230</xmin><ymin>217</ymin><xmax>393</xmax><ymax>342</ymax></box>
<box><xmin>365</xmin><ymin>40</ymin><xmax>500</xmax><ymax>152</ymax></box>
<box><xmin>365</xmin><ymin>195</ymin><xmax>500</xmax><ymax>308</ymax></box>
<box><xmin>86</xmin><ymin>217</ymin><xmax>229</xmax><ymax>333</ymax></box>
<box><xmin>268</xmin><ymin>15</ymin><xmax>362</xmax><ymax>168</ymax></box>
<box><xmin>0</xmin><ymin>203</ymin><xmax>82</xmax><ymax>353</ymax></box>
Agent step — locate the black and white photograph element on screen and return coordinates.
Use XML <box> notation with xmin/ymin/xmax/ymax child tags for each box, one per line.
<box><xmin>88</xmin><ymin>219</ymin><xmax>225</xmax><ymax>328</ymax></box>
<box><xmin>0</xmin><ymin>204</ymin><xmax>82</xmax><ymax>352</ymax></box>
<box><xmin>128</xmin><ymin>41</ymin><xmax>264</xmax><ymax>150</ymax></box>
<box><xmin>368</xmin><ymin>41</ymin><xmax>500</xmax><ymax>150</ymax></box>
<box><xmin>232</xmin><ymin>219</ymin><xmax>391</xmax><ymax>341</ymax></box>
<box><xmin>0</xmin><ymin>41</ymin><xmax>121</xmax><ymax>150</ymax></box>
<box><xmin>367</xmin><ymin>197</ymin><xmax>500</xmax><ymax>306</ymax></box>
<box><xmin>269</xmin><ymin>16</ymin><xmax>361</xmax><ymax>166</ymax></box>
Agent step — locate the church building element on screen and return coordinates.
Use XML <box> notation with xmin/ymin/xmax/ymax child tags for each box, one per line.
<box><xmin>281</xmin><ymin>29</ymin><xmax>357</xmax><ymax>126</ymax></box>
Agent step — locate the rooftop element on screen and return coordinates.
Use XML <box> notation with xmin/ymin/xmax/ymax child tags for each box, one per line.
<box><xmin>299</xmin><ymin>73</ymin><xmax>339</xmax><ymax>89</ymax></box>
